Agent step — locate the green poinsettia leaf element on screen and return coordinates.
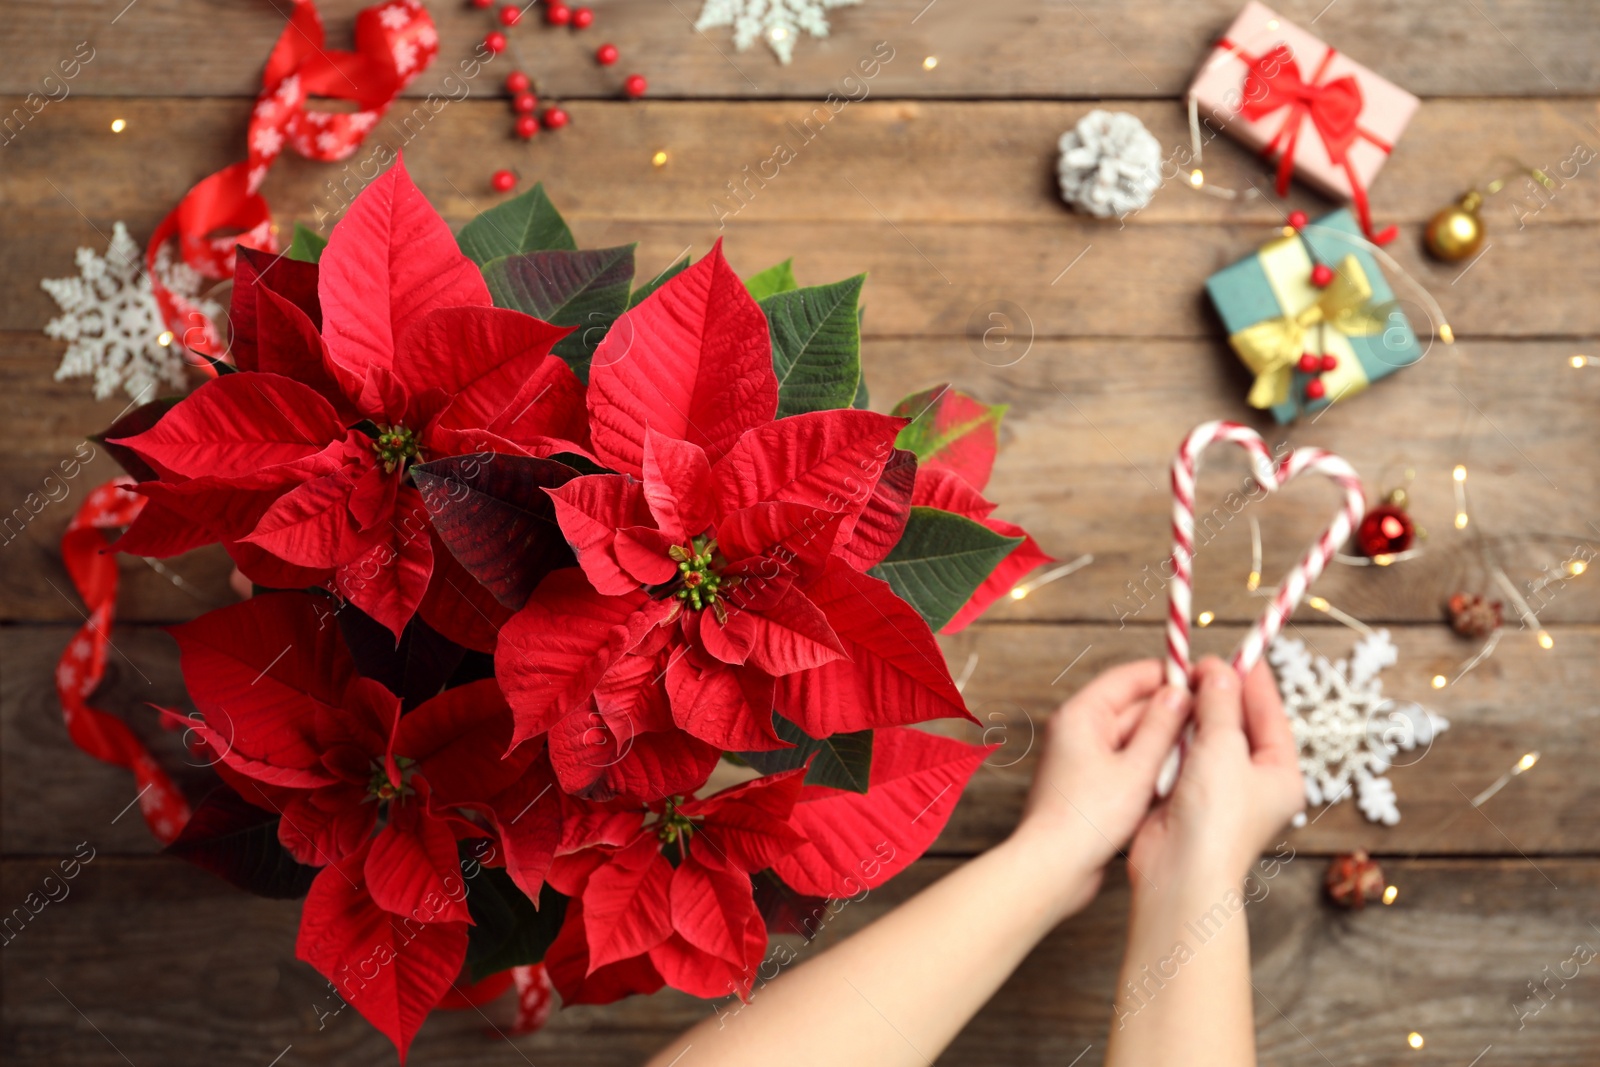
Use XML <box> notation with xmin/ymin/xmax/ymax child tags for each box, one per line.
<box><xmin>761</xmin><ymin>274</ymin><xmax>864</xmax><ymax>418</ymax></box>
<box><xmin>465</xmin><ymin>866</ymin><xmax>568</xmax><ymax>980</ymax></box>
<box><xmin>869</xmin><ymin>506</ymin><xmax>1023</xmax><ymax>630</ymax></box>
<box><xmin>165</xmin><ymin>787</ymin><xmax>318</xmax><ymax>899</ymax></box>
<box><xmin>736</xmin><ymin>715</ymin><xmax>873</xmax><ymax>794</ymax></box>
<box><xmin>284</xmin><ymin>224</ymin><xmax>327</xmax><ymax>264</ymax></box>
<box><xmin>457</xmin><ymin>183</ymin><xmax>576</xmax><ymax>265</ymax></box>
<box><xmin>629</xmin><ymin>255</ymin><xmax>690</xmax><ymax>308</ymax></box>
<box><xmin>890</xmin><ymin>386</ymin><xmax>1008</xmax><ymax>491</ymax></box>
<box><xmin>744</xmin><ymin>258</ymin><xmax>798</xmax><ymax>301</ymax></box>
<box><xmin>482</xmin><ymin>245</ymin><xmax>636</xmax><ymax>381</ymax></box>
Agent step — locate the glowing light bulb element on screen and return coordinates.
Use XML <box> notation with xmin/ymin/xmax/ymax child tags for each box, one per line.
<box><xmin>1568</xmin><ymin>559</ymin><xmax>1587</xmax><ymax>576</ymax></box>
<box><xmin>1572</xmin><ymin>354</ymin><xmax>1589</xmax><ymax>368</ymax></box>
<box><xmin>1407</xmin><ymin>1032</ymin><xmax>1425</xmax><ymax>1050</ymax></box>
<box><xmin>1009</xmin><ymin>586</ymin><xmax>1027</xmax><ymax>600</ymax></box>
<box><xmin>922</xmin><ymin>56</ymin><xmax>938</xmax><ymax>70</ymax></box>
<box><xmin>1452</xmin><ymin>465</ymin><xmax>1467</xmax><ymax>482</ymax></box>
<box><xmin>1246</xmin><ymin>571</ymin><xmax>1261</xmax><ymax>591</ymax></box>
<box><xmin>1189</xmin><ymin>169</ymin><xmax>1205</xmax><ymax>188</ymax></box>
<box><xmin>110</xmin><ymin>118</ymin><xmax>126</xmax><ymax>133</ymax></box>
<box><xmin>651</xmin><ymin>150</ymin><xmax>669</xmax><ymax>167</ymax></box>
<box><xmin>1430</xmin><ymin>675</ymin><xmax>1447</xmax><ymax>689</ymax></box>
<box><xmin>1454</xmin><ymin>513</ymin><xmax>1469</xmax><ymax>529</ymax></box>
<box><xmin>1382</xmin><ymin>885</ymin><xmax>1398</xmax><ymax>905</ymax></box>
<box><xmin>1516</xmin><ymin>752</ymin><xmax>1540</xmax><ymax>772</ymax></box>
<box><xmin>156</xmin><ymin>331</ymin><xmax>174</xmax><ymax>347</ymax></box>
<box><xmin>1537</xmin><ymin>630</ymin><xmax>1554</xmax><ymax>650</ymax></box>
<box><xmin>1373</xmin><ymin>553</ymin><xmax>1394</xmax><ymax>567</ymax></box>
<box><xmin>1439</xmin><ymin>323</ymin><xmax>1455</xmax><ymax>344</ymax></box>
<box><xmin>1197</xmin><ymin>611</ymin><xmax>1215</xmax><ymax>627</ymax></box>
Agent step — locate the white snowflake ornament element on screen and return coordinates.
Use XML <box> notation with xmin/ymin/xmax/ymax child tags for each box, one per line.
<box><xmin>42</xmin><ymin>222</ymin><xmax>219</xmax><ymax>402</ymax></box>
<box><xmin>1268</xmin><ymin>630</ymin><xmax>1449</xmax><ymax>827</ymax></box>
<box><xmin>1056</xmin><ymin>109</ymin><xmax>1163</xmax><ymax>218</ymax></box>
<box><xmin>695</xmin><ymin>0</ymin><xmax>862</xmax><ymax>64</ymax></box>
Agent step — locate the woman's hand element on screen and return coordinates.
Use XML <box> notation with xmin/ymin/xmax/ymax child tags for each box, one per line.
<box><xmin>1127</xmin><ymin>656</ymin><xmax>1304</xmax><ymax>897</ymax></box>
<box><xmin>1010</xmin><ymin>659</ymin><xmax>1191</xmax><ymax>920</ymax></box>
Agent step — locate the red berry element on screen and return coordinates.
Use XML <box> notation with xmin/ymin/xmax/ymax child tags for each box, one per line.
<box><xmin>571</xmin><ymin>6</ymin><xmax>594</xmax><ymax>28</ymax></box>
<box><xmin>595</xmin><ymin>42</ymin><xmax>619</xmax><ymax>65</ymax></box>
<box><xmin>513</xmin><ymin>92</ymin><xmax>538</xmax><ymax>113</ymax></box>
<box><xmin>498</xmin><ymin>4</ymin><xmax>520</xmax><ymax>25</ymax></box>
<box><xmin>472</xmin><ymin>0</ymin><xmax>493</xmax><ymax>8</ymax></box>
<box><xmin>505</xmin><ymin>71</ymin><xmax>531</xmax><ymax>94</ymax></box>
<box><xmin>1311</xmin><ymin>263</ymin><xmax>1335</xmax><ymax>287</ymax></box>
<box><xmin>1321</xmin><ymin>353</ymin><xmax>1338</xmax><ymax>372</ymax></box>
<box><xmin>546</xmin><ymin>2</ymin><xmax>570</xmax><ymax>25</ymax></box>
<box><xmin>491</xmin><ymin>169</ymin><xmax>516</xmax><ymax>192</ymax></box>
<box><xmin>484</xmin><ymin>31</ymin><xmax>507</xmax><ymax>53</ymax></box>
<box><xmin>514</xmin><ymin>114</ymin><xmax>539</xmax><ymax>139</ymax></box>
<box><xmin>623</xmin><ymin>73</ymin><xmax>648</xmax><ymax>98</ymax></box>
<box><xmin>1304</xmin><ymin>378</ymin><xmax>1327</xmax><ymax>401</ymax></box>
<box><xmin>1297</xmin><ymin>352</ymin><xmax>1320</xmax><ymax>373</ymax></box>
<box><xmin>542</xmin><ymin>106</ymin><xmax>569</xmax><ymax>130</ymax></box>
<box><xmin>1287</xmin><ymin>210</ymin><xmax>1309</xmax><ymax>230</ymax></box>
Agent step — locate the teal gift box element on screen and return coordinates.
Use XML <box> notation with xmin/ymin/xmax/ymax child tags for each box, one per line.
<box><xmin>1206</xmin><ymin>209</ymin><xmax>1424</xmax><ymax>423</ymax></box>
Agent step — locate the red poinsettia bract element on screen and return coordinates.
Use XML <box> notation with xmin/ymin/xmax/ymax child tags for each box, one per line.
<box><xmin>110</xmin><ymin>158</ymin><xmax>589</xmax><ymax>641</ymax></box>
<box><xmin>165</xmin><ymin>592</ymin><xmax>560</xmax><ymax>1058</ymax></box>
<box><xmin>497</xmin><ymin>243</ymin><xmax>973</xmax><ymax>800</ymax></box>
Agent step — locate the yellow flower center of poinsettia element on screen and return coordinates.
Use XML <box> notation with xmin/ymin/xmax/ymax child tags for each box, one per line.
<box><xmin>366</xmin><ymin>756</ymin><xmax>417</xmax><ymax>802</ymax></box>
<box><xmin>372</xmin><ymin>425</ymin><xmax>419</xmax><ymax>474</ymax></box>
<box><xmin>654</xmin><ymin>796</ymin><xmax>696</xmax><ymax>844</ymax></box>
<box><xmin>670</xmin><ymin>536</ymin><xmax>725</xmax><ymax>612</ymax></box>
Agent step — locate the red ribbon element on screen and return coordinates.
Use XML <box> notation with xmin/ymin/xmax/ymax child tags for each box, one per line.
<box><xmin>148</xmin><ymin>0</ymin><xmax>439</xmax><ymax>358</ymax></box>
<box><xmin>1223</xmin><ymin>39</ymin><xmax>1398</xmax><ymax>245</ymax></box>
<box><xmin>56</xmin><ymin>480</ymin><xmax>192</xmax><ymax>844</ymax></box>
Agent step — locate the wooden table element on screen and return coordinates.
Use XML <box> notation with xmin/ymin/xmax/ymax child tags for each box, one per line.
<box><xmin>3</xmin><ymin>1</ymin><xmax>1599</xmax><ymax>1063</ymax></box>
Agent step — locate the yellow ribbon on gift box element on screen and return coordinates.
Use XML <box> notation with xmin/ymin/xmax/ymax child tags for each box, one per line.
<box><xmin>1230</xmin><ymin>236</ymin><xmax>1387</xmax><ymax>409</ymax></box>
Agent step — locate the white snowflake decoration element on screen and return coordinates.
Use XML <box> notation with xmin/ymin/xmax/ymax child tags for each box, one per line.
<box><xmin>695</xmin><ymin>0</ymin><xmax>862</xmax><ymax>64</ymax></box>
<box><xmin>1056</xmin><ymin>109</ymin><xmax>1164</xmax><ymax>218</ymax></box>
<box><xmin>42</xmin><ymin>222</ymin><xmax>220</xmax><ymax>402</ymax></box>
<box><xmin>1268</xmin><ymin>629</ymin><xmax>1449</xmax><ymax>826</ymax></box>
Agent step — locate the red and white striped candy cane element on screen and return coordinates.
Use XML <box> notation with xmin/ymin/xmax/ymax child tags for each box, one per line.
<box><xmin>1156</xmin><ymin>420</ymin><xmax>1365</xmax><ymax>796</ymax></box>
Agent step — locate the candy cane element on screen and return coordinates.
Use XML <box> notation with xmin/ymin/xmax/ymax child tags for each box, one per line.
<box><xmin>1156</xmin><ymin>420</ymin><xmax>1365</xmax><ymax>796</ymax></box>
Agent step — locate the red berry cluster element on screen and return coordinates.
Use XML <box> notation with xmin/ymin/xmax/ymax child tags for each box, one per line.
<box><xmin>1285</xmin><ymin>209</ymin><xmax>1341</xmax><ymax>403</ymax></box>
<box><xmin>481</xmin><ymin>1</ymin><xmax>650</xmax><ymax>187</ymax></box>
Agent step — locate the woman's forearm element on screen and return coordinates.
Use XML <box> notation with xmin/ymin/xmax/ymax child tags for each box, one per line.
<box><xmin>646</xmin><ymin>826</ymin><xmax>1096</xmax><ymax>1067</ymax></box>
<box><xmin>1103</xmin><ymin>867</ymin><xmax>1256</xmax><ymax>1067</ymax></box>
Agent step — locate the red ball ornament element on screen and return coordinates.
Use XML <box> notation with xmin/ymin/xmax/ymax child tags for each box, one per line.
<box><xmin>1297</xmin><ymin>352</ymin><xmax>1320</xmax><ymax>373</ymax></box>
<box><xmin>542</xmin><ymin>106</ymin><xmax>570</xmax><ymax>130</ymax></box>
<box><xmin>1355</xmin><ymin>503</ymin><xmax>1415</xmax><ymax>557</ymax></box>
<box><xmin>505</xmin><ymin>71</ymin><xmax>531</xmax><ymax>94</ymax></box>
<box><xmin>1324</xmin><ymin>851</ymin><xmax>1386</xmax><ymax>909</ymax></box>
<box><xmin>623</xmin><ymin>73</ymin><xmax>648</xmax><ymax>98</ymax></box>
<box><xmin>491</xmin><ymin>169</ymin><xmax>516</xmax><ymax>192</ymax></box>
<box><xmin>596</xmin><ymin>42</ymin><xmax>619</xmax><ymax>65</ymax></box>
<box><xmin>1287</xmin><ymin>210</ymin><xmax>1309</xmax><ymax>230</ymax></box>
<box><xmin>1321</xmin><ymin>353</ymin><xmax>1338</xmax><ymax>372</ymax></box>
<box><xmin>514</xmin><ymin>114</ymin><xmax>539</xmax><ymax>139</ymax></box>
<box><xmin>571</xmin><ymin>6</ymin><xmax>594</xmax><ymax>28</ymax></box>
<box><xmin>498</xmin><ymin>4</ymin><xmax>521</xmax><ymax>25</ymax></box>
<box><xmin>1304</xmin><ymin>378</ymin><xmax>1327</xmax><ymax>401</ymax></box>
<box><xmin>1310</xmin><ymin>263</ymin><xmax>1335</xmax><ymax>287</ymax></box>
<box><xmin>546</xmin><ymin>2</ymin><xmax>571</xmax><ymax>25</ymax></box>
<box><xmin>484</xmin><ymin>31</ymin><xmax>508</xmax><ymax>53</ymax></box>
<box><xmin>471</xmin><ymin>0</ymin><xmax>493</xmax><ymax>8</ymax></box>
<box><xmin>513</xmin><ymin>92</ymin><xmax>538</xmax><ymax>113</ymax></box>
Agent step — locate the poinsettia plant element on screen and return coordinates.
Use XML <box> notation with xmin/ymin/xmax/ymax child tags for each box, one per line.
<box><xmin>91</xmin><ymin>158</ymin><xmax>1050</xmax><ymax>1060</ymax></box>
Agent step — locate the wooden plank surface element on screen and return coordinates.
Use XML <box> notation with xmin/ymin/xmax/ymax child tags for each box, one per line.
<box><xmin>4</xmin><ymin>855</ymin><xmax>1597</xmax><ymax>1065</ymax></box>
<box><xmin>3</xmin><ymin>0</ymin><xmax>1597</xmax><ymax>99</ymax></box>
<box><xmin>7</xmin><ymin>621</ymin><xmax>1597</xmax><ymax>858</ymax></box>
<box><xmin>5</xmin><ymin>0</ymin><xmax>1600</xmax><ymax>1062</ymax></box>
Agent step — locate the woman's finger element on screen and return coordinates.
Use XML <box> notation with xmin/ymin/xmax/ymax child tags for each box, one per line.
<box><xmin>1240</xmin><ymin>659</ymin><xmax>1295</xmax><ymax>764</ymax></box>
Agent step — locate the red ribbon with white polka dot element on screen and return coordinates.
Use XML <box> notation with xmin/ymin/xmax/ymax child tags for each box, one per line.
<box><xmin>56</xmin><ymin>479</ymin><xmax>192</xmax><ymax>843</ymax></box>
<box><xmin>147</xmin><ymin>0</ymin><xmax>439</xmax><ymax>358</ymax></box>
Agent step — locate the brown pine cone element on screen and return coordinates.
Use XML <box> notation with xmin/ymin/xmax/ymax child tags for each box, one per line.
<box><xmin>1324</xmin><ymin>850</ymin><xmax>1386</xmax><ymax>909</ymax></box>
<box><xmin>1447</xmin><ymin>593</ymin><xmax>1503</xmax><ymax>638</ymax></box>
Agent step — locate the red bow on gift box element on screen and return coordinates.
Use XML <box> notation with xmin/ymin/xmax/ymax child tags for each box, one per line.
<box><xmin>147</xmin><ymin>0</ymin><xmax>439</xmax><ymax>359</ymax></box>
<box><xmin>1226</xmin><ymin>40</ymin><xmax>1398</xmax><ymax>245</ymax></box>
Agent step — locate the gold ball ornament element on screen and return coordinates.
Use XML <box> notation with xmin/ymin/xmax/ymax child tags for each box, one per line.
<box><xmin>1424</xmin><ymin>191</ymin><xmax>1485</xmax><ymax>261</ymax></box>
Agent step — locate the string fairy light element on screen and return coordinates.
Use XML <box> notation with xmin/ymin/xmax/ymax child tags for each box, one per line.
<box><xmin>1469</xmin><ymin>751</ymin><xmax>1540</xmax><ymax>808</ymax></box>
<box><xmin>1452</xmin><ymin>464</ymin><xmax>1469</xmax><ymax>530</ymax></box>
<box><xmin>1008</xmin><ymin>553</ymin><xmax>1093</xmax><ymax>600</ymax></box>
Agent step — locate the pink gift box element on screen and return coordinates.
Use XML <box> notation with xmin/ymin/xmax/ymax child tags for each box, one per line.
<box><xmin>1188</xmin><ymin>1</ymin><xmax>1418</xmax><ymax>238</ymax></box>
